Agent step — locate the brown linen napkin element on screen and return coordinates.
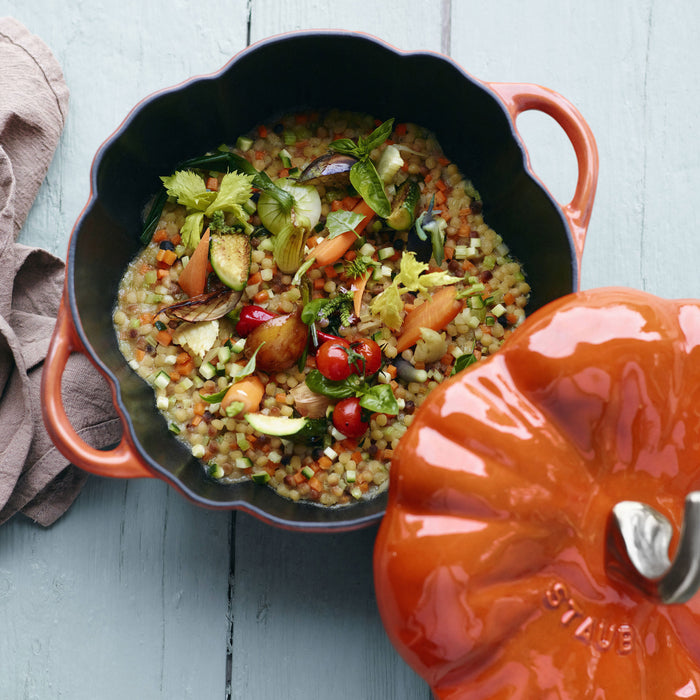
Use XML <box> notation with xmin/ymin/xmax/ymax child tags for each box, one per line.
<box><xmin>0</xmin><ymin>17</ymin><xmax>121</xmax><ymax>526</ymax></box>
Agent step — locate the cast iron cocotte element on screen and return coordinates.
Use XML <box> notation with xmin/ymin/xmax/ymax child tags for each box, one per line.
<box><xmin>41</xmin><ymin>31</ymin><xmax>598</xmax><ymax>531</ymax></box>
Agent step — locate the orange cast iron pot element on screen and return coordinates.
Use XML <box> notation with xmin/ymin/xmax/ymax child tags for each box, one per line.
<box><xmin>40</xmin><ymin>31</ymin><xmax>597</xmax><ymax>531</ymax></box>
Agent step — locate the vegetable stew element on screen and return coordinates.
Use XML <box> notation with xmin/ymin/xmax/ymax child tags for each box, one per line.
<box><xmin>113</xmin><ymin>110</ymin><xmax>530</xmax><ymax>507</ymax></box>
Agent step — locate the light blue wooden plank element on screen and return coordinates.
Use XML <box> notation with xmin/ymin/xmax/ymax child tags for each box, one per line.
<box><xmin>228</xmin><ymin>515</ymin><xmax>428</xmax><ymax>700</ymax></box>
<box><xmin>0</xmin><ymin>478</ymin><xmax>232</xmax><ymax>699</ymax></box>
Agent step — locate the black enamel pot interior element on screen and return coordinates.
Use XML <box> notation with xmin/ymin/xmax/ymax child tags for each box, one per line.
<box><xmin>43</xmin><ymin>30</ymin><xmax>598</xmax><ymax>532</ymax></box>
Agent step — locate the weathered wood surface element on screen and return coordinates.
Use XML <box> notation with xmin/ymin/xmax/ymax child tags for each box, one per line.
<box><xmin>2</xmin><ymin>1</ymin><xmax>699</xmax><ymax>697</ymax></box>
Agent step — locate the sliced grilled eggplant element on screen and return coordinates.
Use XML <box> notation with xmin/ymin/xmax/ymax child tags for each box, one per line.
<box><xmin>163</xmin><ymin>287</ymin><xmax>242</xmax><ymax>322</ymax></box>
<box><xmin>297</xmin><ymin>153</ymin><xmax>358</xmax><ymax>187</ymax></box>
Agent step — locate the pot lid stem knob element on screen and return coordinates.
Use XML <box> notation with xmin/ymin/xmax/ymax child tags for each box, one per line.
<box><xmin>608</xmin><ymin>493</ymin><xmax>700</xmax><ymax>604</ymax></box>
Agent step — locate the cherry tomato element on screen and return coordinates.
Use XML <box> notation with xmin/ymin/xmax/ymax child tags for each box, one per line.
<box><xmin>350</xmin><ymin>338</ymin><xmax>382</xmax><ymax>376</ymax></box>
<box><xmin>316</xmin><ymin>339</ymin><xmax>352</xmax><ymax>381</ymax></box>
<box><xmin>332</xmin><ymin>397</ymin><xmax>368</xmax><ymax>438</ymax></box>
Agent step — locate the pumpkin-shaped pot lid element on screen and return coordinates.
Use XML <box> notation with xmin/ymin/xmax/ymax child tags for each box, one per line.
<box><xmin>374</xmin><ymin>287</ymin><xmax>700</xmax><ymax>699</ymax></box>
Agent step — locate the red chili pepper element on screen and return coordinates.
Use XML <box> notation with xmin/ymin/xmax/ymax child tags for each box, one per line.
<box><xmin>235</xmin><ymin>305</ymin><xmax>341</xmax><ymax>348</ymax></box>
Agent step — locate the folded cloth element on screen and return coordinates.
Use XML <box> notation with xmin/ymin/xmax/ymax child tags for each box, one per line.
<box><xmin>0</xmin><ymin>17</ymin><xmax>121</xmax><ymax>526</ymax></box>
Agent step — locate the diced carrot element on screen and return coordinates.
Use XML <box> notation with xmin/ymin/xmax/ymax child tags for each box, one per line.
<box><xmin>176</xmin><ymin>351</ymin><xmax>191</xmax><ymax>364</ymax></box>
<box><xmin>384</xmin><ymin>364</ymin><xmax>397</xmax><ymax>380</ymax></box>
<box><xmin>435</xmin><ymin>179</ymin><xmax>447</xmax><ymax>192</ymax></box>
<box><xmin>220</xmin><ymin>376</ymin><xmax>265</xmax><ymax>415</ymax></box>
<box><xmin>313</xmin><ymin>277</ymin><xmax>325</xmax><ymax>290</ymax></box>
<box><xmin>191</xmin><ymin>415</ymin><xmax>202</xmax><ymax>427</ymax></box>
<box><xmin>396</xmin><ymin>286</ymin><xmax>464</xmax><ymax>353</ymax></box>
<box><xmin>193</xmin><ymin>402</ymin><xmax>207</xmax><ymax>416</ymax></box>
<box><xmin>318</xmin><ymin>456</ymin><xmax>333</xmax><ymax>470</ymax></box>
<box><xmin>178</xmin><ymin>359</ymin><xmax>194</xmax><ymax>377</ymax></box>
<box><xmin>253</xmin><ymin>289</ymin><xmax>270</xmax><ymax>304</ymax></box>
<box><xmin>177</xmin><ymin>228</ymin><xmax>210</xmax><ymax>297</ymax></box>
<box><xmin>352</xmin><ymin>271</ymin><xmax>370</xmax><ymax>317</ymax></box>
<box><xmin>275</xmin><ymin>393</ymin><xmax>287</xmax><ymax>404</ymax></box>
<box><xmin>156</xmin><ymin>248</ymin><xmax>177</xmax><ymax>266</ymax></box>
<box><xmin>439</xmin><ymin>352</ymin><xmax>454</xmax><ymax>366</ymax></box>
<box><xmin>424</xmin><ymin>173</ymin><xmax>433</xmax><ymax>184</ymax></box>
<box><xmin>324</xmin><ymin>265</ymin><xmax>339</xmax><ymax>279</ymax></box>
<box><xmin>504</xmin><ymin>292</ymin><xmax>516</xmax><ymax>306</ymax></box>
<box><xmin>140</xmin><ymin>262</ymin><xmax>151</xmax><ymax>275</ymax></box>
<box><xmin>359</xmin><ymin>482</ymin><xmax>369</xmax><ymax>493</ymax></box>
<box><xmin>139</xmin><ymin>312</ymin><xmax>153</xmax><ymax>325</ymax></box>
<box><xmin>293</xmin><ymin>471</ymin><xmax>305</xmax><ymax>485</ymax></box>
<box><xmin>156</xmin><ymin>329</ymin><xmax>173</xmax><ymax>346</ymax></box>
<box><xmin>351</xmin><ymin>451</ymin><xmax>362</xmax><ymax>464</ymax></box>
<box><xmin>169</xmin><ymin>370</ymin><xmax>181</xmax><ymax>382</ymax></box>
<box><xmin>400</xmin><ymin>161</ymin><xmax>410</xmax><ymax>172</ymax></box>
<box><xmin>413</xmin><ymin>361</ymin><xmax>425</xmax><ymax>370</ymax></box>
<box><xmin>257</xmin><ymin>124</ymin><xmax>268</xmax><ymax>138</ymax></box>
<box><xmin>435</xmin><ymin>190</ymin><xmax>446</xmax><ymax>206</ymax></box>
<box><xmin>295</xmin><ymin>113</ymin><xmax>308</xmax><ymax>124</ymax></box>
<box><xmin>205</xmin><ymin>176</ymin><xmax>220</xmax><ymax>191</ymax></box>
<box><xmin>506</xmin><ymin>313</ymin><xmax>519</xmax><ymax>325</ymax></box>
<box><xmin>171</xmin><ymin>234</ymin><xmax>181</xmax><ymax>246</ymax></box>
<box><xmin>394</xmin><ymin>122</ymin><xmax>407</xmax><ymax>136</ymax></box>
<box><xmin>247</xmin><ymin>271</ymin><xmax>262</xmax><ymax>286</ymax></box>
<box><xmin>153</xmin><ymin>229</ymin><xmax>169</xmax><ymax>243</ymax></box>
<box><xmin>330</xmin><ymin>200</ymin><xmax>344</xmax><ymax>212</ymax></box>
<box><xmin>444</xmin><ymin>246</ymin><xmax>455</xmax><ymax>261</ymax></box>
<box><xmin>157</xmin><ymin>268</ymin><xmax>169</xmax><ymax>280</ymax></box>
<box><xmin>278</xmin><ymin>168</ymin><xmax>290</xmax><ymax>178</ymax></box>
<box><xmin>383</xmin><ymin>449</ymin><xmax>394</xmax><ymax>460</ymax></box>
<box><xmin>254</xmin><ymin>150</ymin><xmax>265</xmax><ymax>161</ymax></box>
<box><xmin>134</xmin><ymin>347</ymin><xmax>146</xmax><ymax>362</ymax></box>
<box><xmin>343</xmin><ymin>249</ymin><xmax>357</xmax><ymax>262</ymax></box>
<box><xmin>308</xmin><ymin>476</ymin><xmax>322</xmax><ymax>493</ymax></box>
<box><xmin>437</xmin><ymin>156</ymin><xmax>450</xmax><ymax>167</ymax></box>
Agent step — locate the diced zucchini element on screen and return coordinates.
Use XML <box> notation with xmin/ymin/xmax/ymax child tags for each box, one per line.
<box><xmin>345</xmin><ymin>470</ymin><xmax>357</xmax><ymax>483</ymax></box>
<box><xmin>279</xmin><ymin>149</ymin><xmax>292</xmax><ymax>168</ymax></box>
<box><xmin>153</xmin><ymin>370</ymin><xmax>171</xmax><ymax>389</ymax></box>
<box><xmin>209</xmin><ymin>232</ymin><xmax>251</xmax><ymax>291</ymax></box>
<box><xmin>236</xmin><ymin>135</ymin><xmax>254</xmax><ymax>152</ymax></box>
<box><xmin>236</xmin><ymin>456</ymin><xmax>253</xmax><ymax>470</ymax></box>
<box><xmin>301</xmin><ymin>466</ymin><xmax>314</xmax><ymax>479</ymax></box>
<box><xmin>378</xmin><ymin>246</ymin><xmax>395</xmax><ymax>261</ymax></box>
<box><xmin>208</xmin><ymin>464</ymin><xmax>225</xmax><ymax>479</ymax></box>
<box><xmin>199</xmin><ymin>361</ymin><xmax>217</xmax><ymax>380</ymax></box>
<box><xmin>252</xmin><ymin>471</ymin><xmax>270</xmax><ymax>484</ymax></box>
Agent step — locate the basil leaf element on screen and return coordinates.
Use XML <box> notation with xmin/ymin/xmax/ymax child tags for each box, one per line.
<box><xmin>350</xmin><ymin>160</ymin><xmax>391</xmax><ymax>218</ymax></box>
<box><xmin>200</xmin><ymin>386</ymin><xmax>229</xmax><ymax>404</ymax></box>
<box><xmin>452</xmin><ymin>352</ymin><xmax>477</xmax><ymax>375</ymax></box>
<box><xmin>360</xmin><ymin>118</ymin><xmax>395</xmax><ymax>154</ymax></box>
<box><xmin>358</xmin><ymin>383</ymin><xmax>399</xmax><ymax>416</ymax></box>
<box><xmin>326</xmin><ymin>209</ymin><xmax>365</xmax><ymax>239</ymax></box>
<box><xmin>305</xmin><ymin>370</ymin><xmax>357</xmax><ymax>399</ymax></box>
<box><xmin>328</xmin><ymin>138</ymin><xmax>360</xmax><ymax>156</ymax></box>
<box><xmin>231</xmin><ymin>342</ymin><xmax>264</xmax><ymax>380</ymax></box>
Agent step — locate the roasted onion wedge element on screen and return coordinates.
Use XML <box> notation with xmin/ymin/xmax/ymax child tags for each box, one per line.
<box><xmin>162</xmin><ymin>287</ymin><xmax>242</xmax><ymax>322</ymax></box>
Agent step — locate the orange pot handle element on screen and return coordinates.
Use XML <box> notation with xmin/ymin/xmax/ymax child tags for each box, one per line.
<box><xmin>487</xmin><ymin>82</ymin><xmax>599</xmax><ymax>278</ymax></box>
<box><xmin>41</xmin><ymin>298</ymin><xmax>154</xmax><ymax>479</ymax></box>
